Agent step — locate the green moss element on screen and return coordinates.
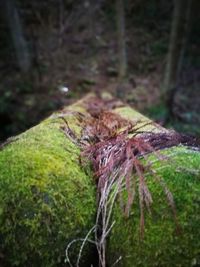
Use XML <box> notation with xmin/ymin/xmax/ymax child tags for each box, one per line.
<box><xmin>1</xmin><ymin>94</ymin><xmax>200</xmax><ymax>267</ymax></box>
<box><xmin>0</xmin><ymin>118</ymin><xmax>96</xmax><ymax>266</ymax></box>
<box><xmin>113</xmin><ymin>106</ymin><xmax>166</xmax><ymax>133</ymax></box>
<box><xmin>108</xmin><ymin>146</ymin><xmax>200</xmax><ymax>267</ymax></box>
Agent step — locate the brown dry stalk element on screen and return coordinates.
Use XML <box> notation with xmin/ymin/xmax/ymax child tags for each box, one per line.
<box><xmin>60</xmin><ymin>96</ymin><xmax>200</xmax><ymax>267</ymax></box>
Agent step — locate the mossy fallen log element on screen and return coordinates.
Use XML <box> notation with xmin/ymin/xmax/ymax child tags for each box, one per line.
<box><xmin>0</xmin><ymin>97</ymin><xmax>97</xmax><ymax>267</ymax></box>
<box><xmin>0</xmin><ymin>93</ymin><xmax>200</xmax><ymax>267</ymax></box>
<box><xmin>107</xmin><ymin>107</ymin><xmax>200</xmax><ymax>267</ymax></box>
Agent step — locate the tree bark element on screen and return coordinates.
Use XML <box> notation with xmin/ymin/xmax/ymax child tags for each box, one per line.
<box><xmin>177</xmin><ymin>0</ymin><xmax>194</xmax><ymax>78</ymax></box>
<box><xmin>3</xmin><ymin>0</ymin><xmax>32</xmax><ymax>73</ymax></box>
<box><xmin>163</xmin><ymin>0</ymin><xmax>188</xmax><ymax>96</ymax></box>
<box><xmin>116</xmin><ymin>0</ymin><xmax>127</xmax><ymax>81</ymax></box>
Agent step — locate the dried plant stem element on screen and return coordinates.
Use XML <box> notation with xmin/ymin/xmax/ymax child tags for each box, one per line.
<box><xmin>61</xmin><ymin>102</ymin><xmax>200</xmax><ymax>267</ymax></box>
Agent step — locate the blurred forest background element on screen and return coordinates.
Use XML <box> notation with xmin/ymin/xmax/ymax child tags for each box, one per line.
<box><xmin>0</xmin><ymin>0</ymin><xmax>199</xmax><ymax>142</ymax></box>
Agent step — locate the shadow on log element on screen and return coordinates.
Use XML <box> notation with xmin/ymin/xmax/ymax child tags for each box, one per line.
<box><xmin>0</xmin><ymin>93</ymin><xmax>200</xmax><ymax>267</ymax></box>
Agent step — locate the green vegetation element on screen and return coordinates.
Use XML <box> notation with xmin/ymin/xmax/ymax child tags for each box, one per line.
<box><xmin>0</xmin><ymin>95</ymin><xmax>199</xmax><ymax>266</ymax></box>
<box><xmin>0</xmin><ymin>116</ymin><xmax>96</xmax><ymax>266</ymax></box>
<box><xmin>108</xmin><ymin>146</ymin><xmax>200</xmax><ymax>266</ymax></box>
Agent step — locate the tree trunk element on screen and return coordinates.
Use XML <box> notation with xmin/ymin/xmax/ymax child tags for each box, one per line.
<box><xmin>116</xmin><ymin>0</ymin><xmax>127</xmax><ymax>81</ymax></box>
<box><xmin>3</xmin><ymin>0</ymin><xmax>32</xmax><ymax>73</ymax></box>
<box><xmin>0</xmin><ymin>93</ymin><xmax>199</xmax><ymax>267</ymax></box>
<box><xmin>177</xmin><ymin>0</ymin><xmax>194</xmax><ymax>79</ymax></box>
<box><xmin>163</xmin><ymin>0</ymin><xmax>188</xmax><ymax>96</ymax></box>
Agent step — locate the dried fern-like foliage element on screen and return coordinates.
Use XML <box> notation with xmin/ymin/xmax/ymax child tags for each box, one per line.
<box><xmin>61</xmin><ymin>96</ymin><xmax>200</xmax><ymax>267</ymax></box>
<box><xmin>83</xmin><ymin>130</ymin><xmax>179</xmax><ymax>235</ymax></box>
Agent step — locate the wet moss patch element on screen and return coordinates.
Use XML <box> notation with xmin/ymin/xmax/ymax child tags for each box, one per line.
<box><xmin>0</xmin><ymin>118</ymin><xmax>96</xmax><ymax>267</ymax></box>
<box><xmin>108</xmin><ymin>146</ymin><xmax>200</xmax><ymax>267</ymax></box>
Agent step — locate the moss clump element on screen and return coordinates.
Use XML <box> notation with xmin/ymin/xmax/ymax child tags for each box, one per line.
<box><xmin>108</xmin><ymin>146</ymin><xmax>200</xmax><ymax>267</ymax></box>
<box><xmin>113</xmin><ymin>106</ymin><xmax>166</xmax><ymax>133</ymax></box>
<box><xmin>108</xmin><ymin>104</ymin><xmax>200</xmax><ymax>267</ymax></box>
<box><xmin>1</xmin><ymin>94</ymin><xmax>200</xmax><ymax>267</ymax></box>
<box><xmin>0</xmin><ymin>118</ymin><xmax>96</xmax><ymax>267</ymax></box>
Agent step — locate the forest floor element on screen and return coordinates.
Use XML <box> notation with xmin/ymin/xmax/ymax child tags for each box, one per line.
<box><xmin>0</xmin><ymin>14</ymin><xmax>199</xmax><ymax>141</ymax></box>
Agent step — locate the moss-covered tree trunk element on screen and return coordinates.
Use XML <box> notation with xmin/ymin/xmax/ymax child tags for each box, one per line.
<box><xmin>107</xmin><ymin>104</ymin><xmax>200</xmax><ymax>267</ymax></box>
<box><xmin>0</xmin><ymin>93</ymin><xmax>200</xmax><ymax>267</ymax></box>
<box><xmin>0</xmin><ymin>96</ymin><xmax>97</xmax><ymax>267</ymax></box>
